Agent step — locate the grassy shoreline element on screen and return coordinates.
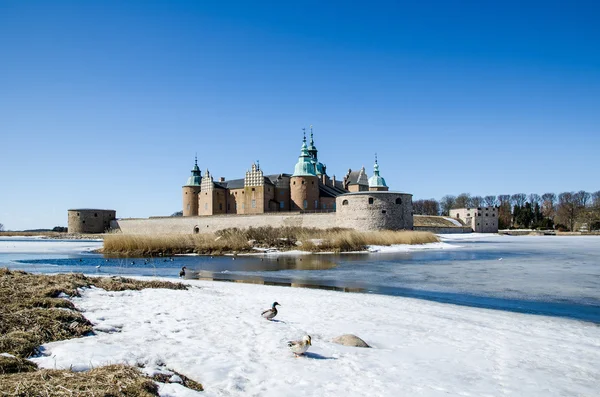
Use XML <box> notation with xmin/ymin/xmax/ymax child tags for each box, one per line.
<box><xmin>0</xmin><ymin>269</ymin><xmax>202</xmax><ymax>395</ymax></box>
<box><xmin>102</xmin><ymin>227</ymin><xmax>440</xmax><ymax>257</ymax></box>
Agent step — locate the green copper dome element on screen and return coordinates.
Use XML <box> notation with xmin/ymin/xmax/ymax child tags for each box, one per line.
<box><xmin>185</xmin><ymin>157</ymin><xmax>202</xmax><ymax>186</ymax></box>
<box><xmin>292</xmin><ymin>135</ymin><xmax>317</xmax><ymax>177</ymax></box>
<box><xmin>368</xmin><ymin>158</ymin><xmax>387</xmax><ymax>187</ymax></box>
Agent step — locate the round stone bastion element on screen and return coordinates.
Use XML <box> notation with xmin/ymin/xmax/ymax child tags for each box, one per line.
<box><xmin>68</xmin><ymin>209</ymin><xmax>116</xmax><ymax>234</ymax></box>
<box><xmin>335</xmin><ymin>191</ymin><xmax>413</xmax><ymax>231</ymax></box>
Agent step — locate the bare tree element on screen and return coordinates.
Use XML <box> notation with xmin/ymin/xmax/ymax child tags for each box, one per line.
<box><xmin>413</xmin><ymin>200</ymin><xmax>425</xmax><ymax>215</ymax></box>
<box><xmin>484</xmin><ymin>195</ymin><xmax>498</xmax><ymax>207</ymax></box>
<box><xmin>0</xmin><ymin>223</ymin><xmax>4</xmax><ymax>232</ymax></box>
<box><xmin>454</xmin><ymin>193</ymin><xmax>471</xmax><ymax>209</ymax></box>
<box><xmin>471</xmin><ymin>196</ymin><xmax>484</xmax><ymax>208</ymax></box>
<box><xmin>422</xmin><ymin>199</ymin><xmax>440</xmax><ymax>216</ymax></box>
<box><xmin>541</xmin><ymin>192</ymin><xmax>556</xmax><ymax>219</ymax></box>
<box><xmin>556</xmin><ymin>192</ymin><xmax>577</xmax><ymax>231</ymax></box>
<box><xmin>440</xmin><ymin>195</ymin><xmax>456</xmax><ymax>216</ymax></box>
<box><xmin>528</xmin><ymin>194</ymin><xmax>541</xmax><ymax>206</ymax></box>
<box><xmin>497</xmin><ymin>195</ymin><xmax>512</xmax><ymax>229</ymax></box>
<box><xmin>593</xmin><ymin>191</ymin><xmax>600</xmax><ymax>208</ymax></box>
<box><xmin>575</xmin><ymin>190</ymin><xmax>591</xmax><ymax>207</ymax></box>
<box><xmin>511</xmin><ymin>193</ymin><xmax>527</xmax><ymax>207</ymax></box>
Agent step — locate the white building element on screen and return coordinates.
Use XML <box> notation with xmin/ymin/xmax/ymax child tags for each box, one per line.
<box><xmin>449</xmin><ymin>207</ymin><xmax>498</xmax><ymax>233</ymax></box>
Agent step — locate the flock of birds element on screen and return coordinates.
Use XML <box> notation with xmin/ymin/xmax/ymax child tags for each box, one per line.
<box><xmin>181</xmin><ymin>266</ymin><xmax>312</xmax><ymax>357</ymax></box>
<box><xmin>261</xmin><ymin>301</ymin><xmax>312</xmax><ymax>357</ymax></box>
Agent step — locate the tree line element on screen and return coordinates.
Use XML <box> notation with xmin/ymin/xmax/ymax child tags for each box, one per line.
<box><xmin>413</xmin><ymin>191</ymin><xmax>600</xmax><ymax>231</ymax></box>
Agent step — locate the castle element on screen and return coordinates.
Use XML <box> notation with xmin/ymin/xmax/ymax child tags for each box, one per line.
<box><xmin>182</xmin><ymin>128</ymin><xmax>390</xmax><ymax>217</ymax></box>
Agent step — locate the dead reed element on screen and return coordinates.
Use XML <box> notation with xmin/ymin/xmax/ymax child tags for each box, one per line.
<box><xmin>102</xmin><ymin>226</ymin><xmax>440</xmax><ymax>256</ymax></box>
<box><xmin>0</xmin><ymin>269</ymin><xmax>197</xmax><ymax>395</ymax></box>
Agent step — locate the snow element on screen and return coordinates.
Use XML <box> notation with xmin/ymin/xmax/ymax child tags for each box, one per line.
<box><xmin>367</xmin><ymin>241</ymin><xmax>459</xmax><ymax>253</ymax></box>
<box><xmin>442</xmin><ymin>217</ymin><xmax>463</xmax><ymax>227</ymax></box>
<box><xmin>437</xmin><ymin>233</ymin><xmax>502</xmax><ymax>241</ymax></box>
<box><xmin>0</xmin><ymin>239</ymin><xmax>102</xmax><ymax>254</ymax></box>
<box><xmin>30</xmin><ymin>278</ymin><xmax>600</xmax><ymax>397</ymax></box>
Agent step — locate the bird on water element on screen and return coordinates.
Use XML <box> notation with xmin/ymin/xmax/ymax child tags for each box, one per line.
<box><xmin>179</xmin><ymin>266</ymin><xmax>187</xmax><ymax>278</ymax></box>
<box><xmin>261</xmin><ymin>302</ymin><xmax>281</xmax><ymax>321</ymax></box>
<box><xmin>287</xmin><ymin>335</ymin><xmax>312</xmax><ymax>357</ymax></box>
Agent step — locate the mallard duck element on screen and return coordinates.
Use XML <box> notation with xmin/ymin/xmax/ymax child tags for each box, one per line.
<box><xmin>287</xmin><ymin>335</ymin><xmax>311</xmax><ymax>357</ymax></box>
<box><xmin>179</xmin><ymin>266</ymin><xmax>187</xmax><ymax>278</ymax></box>
<box><xmin>261</xmin><ymin>302</ymin><xmax>280</xmax><ymax>320</ymax></box>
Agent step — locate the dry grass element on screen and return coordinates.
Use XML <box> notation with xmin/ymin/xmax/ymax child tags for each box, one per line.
<box><xmin>0</xmin><ymin>270</ymin><xmax>198</xmax><ymax>395</ymax></box>
<box><xmin>102</xmin><ymin>226</ymin><xmax>440</xmax><ymax>256</ymax></box>
<box><xmin>0</xmin><ymin>269</ymin><xmax>186</xmax><ymax>358</ymax></box>
<box><xmin>0</xmin><ymin>364</ymin><xmax>159</xmax><ymax>396</ymax></box>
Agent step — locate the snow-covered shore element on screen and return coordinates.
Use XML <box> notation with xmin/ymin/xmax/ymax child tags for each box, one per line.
<box><xmin>31</xmin><ymin>277</ymin><xmax>600</xmax><ymax>397</ymax></box>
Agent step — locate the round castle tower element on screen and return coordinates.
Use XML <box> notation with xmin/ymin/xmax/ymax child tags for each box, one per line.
<box><xmin>290</xmin><ymin>132</ymin><xmax>319</xmax><ymax>211</ymax></box>
<box><xmin>182</xmin><ymin>156</ymin><xmax>202</xmax><ymax>216</ymax></box>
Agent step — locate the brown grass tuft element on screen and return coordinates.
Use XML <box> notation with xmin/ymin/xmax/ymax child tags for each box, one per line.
<box><xmin>0</xmin><ymin>364</ymin><xmax>159</xmax><ymax>396</ymax></box>
<box><xmin>0</xmin><ymin>355</ymin><xmax>38</xmax><ymax>374</ymax></box>
<box><xmin>103</xmin><ymin>226</ymin><xmax>439</xmax><ymax>256</ymax></box>
<box><xmin>0</xmin><ymin>269</ymin><xmax>186</xmax><ymax>357</ymax></box>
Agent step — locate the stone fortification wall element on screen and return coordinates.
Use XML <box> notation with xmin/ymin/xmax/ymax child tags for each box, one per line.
<box><xmin>111</xmin><ymin>212</ymin><xmax>337</xmax><ymax>235</ymax></box>
<box><xmin>68</xmin><ymin>209</ymin><xmax>116</xmax><ymax>234</ymax></box>
<box><xmin>335</xmin><ymin>192</ymin><xmax>413</xmax><ymax>231</ymax></box>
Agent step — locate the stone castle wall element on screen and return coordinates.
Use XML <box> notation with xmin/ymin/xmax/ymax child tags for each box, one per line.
<box><xmin>335</xmin><ymin>192</ymin><xmax>413</xmax><ymax>231</ymax></box>
<box><xmin>111</xmin><ymin>191</ymin><xmax>415</xmax><ymax>235</ymax></box>
<box><xmin>112</xmin><ymin>212</ymin><xmax>338</xmax><ymax>235</ymax></box>
<box><xmin>68</xmin><ymin>209</ymin><xmax>116</xmax><ymax>234</ymax></box>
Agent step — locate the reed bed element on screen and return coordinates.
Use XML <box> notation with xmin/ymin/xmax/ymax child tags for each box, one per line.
<box><xmin>102</xmin><ymin>227</ymin><xmax>440</xmax><ymax>256</ymax></box>
<box><xmin>0</xmin><ymin>269</ymin><xmax>197</xmax><ymax>395</ymax></box>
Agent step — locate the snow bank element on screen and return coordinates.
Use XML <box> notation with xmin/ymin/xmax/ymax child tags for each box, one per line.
<box><xmin>0</xmin><ymin>239</ymin><xmax>103</xmax><ymax>254</ymax></box>
<box><xmin>442</xmin><ymin>217</ymin><xmax>463</xmax><ymax>227</ymax></box>
<box><xmin>31</xmin><ymin>278</ymin><xmax>600</xmax><ymax>397</ymax></box>
<box><xmin>437</xmin><ymin>233</ymin><xmax>501</xmax><ymax>241</ymax></box>
<box><xmin>367</xmin><ymin>241</ymin><xmax>459</xmax><ymax>253</ymax></box>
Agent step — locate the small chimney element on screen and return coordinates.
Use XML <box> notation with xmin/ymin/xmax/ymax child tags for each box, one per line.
<box><xmin>332</xmin><ymin>175</ymin><xmax>336</xmax><ymax>186</ymax></box>
<box><xmin>219</xmin><ymin>177</ymin><xmax>225</xmax><ymax>182</ymax></box>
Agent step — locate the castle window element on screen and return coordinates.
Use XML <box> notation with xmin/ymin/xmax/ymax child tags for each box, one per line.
<box><xmin>312</xmin><ymin>181</ymin><xmax>314</xmax><ymax>185</ymax></box>
<box><xmin>252</xmin><ymin>188</ymin><xmax>255</xmax><ymax>191</ymax></box>
<box><xmin>342</xmin><ymin>200</ymin><xmax>349</xmax><ymax>206</ymax></box>
<box><xmin>382</xmin><ymin>210</ymin><xmax>387</xmax><ymax>214</ymax></box>
<box><xmin>322</xmin><ymin>203</ymin><xmax>327</xmax><ymax>209</ymax></box>
<box><xmin>77</xmin><ymin>213</ymin><xmax>80</xmax><ymax>216</ymax></box>
<box><xmin>219</xmin><ymin>203</ymin><xmax>222</xmax><ymax>210</ymax></box>
<box><xmin>293</xmin><ymin>181</ymin><xmax>296</xmax><ymax>185</ymax></box>
<box><xmin>467</xmin><ymin>213</ymin><xmax>470</xmax><ymax>217</ymax></box>
<box><xmin>395</xmin><ymin>198</ymin><xmax>402</xmax><ymax>205</ymax></box>
<box><xmin>280</xmin><ymin>190</ymin><xmax>284</xmax><ymax>196</ymax></box>
<box><xmin>368</xmin><ymin>198</ymin><xmax>374</xmax><ymax>204</ymax></box>
<box><xmin>252</xmin><ymin>200</ymin><xmax>256</xmax><ymax>208</ymax></box>
<box><xmin>242</xmin><ymin>203</ymin><xmax>245</xmax><ymax>209</ymax></box>
<box><xmin>280</xmin><ymin>201</ymin><xmax>284</xmax><ymax>209</ymax></box>
<box><xmin>303</xmin><ymin>200</ymin><xmax>308</xmax><ymax>209</ymax></box>
<box><xmin>314</xmin><ymin>200</ymin><xmax>318</xmax><ymax>208</ymax></box>
<box><xmin>227</xmin><ymin>203</ymin><xmax>230</xmax><ymax>211</ymax></box>
<box><xmin>492</xmin><ymin>214</ymin><xmax>495</xmax><ymax>217</ymax></box>
<box><xmin>456</xmin><ymin>214</ymin><xmax>460</xmax><ymax>218</ymax></box>
<box><xmin>333</xmin><ymin>203</ymin><xmax>336</xmax><ymax>210</ymax></box>
<box><xmin>486</xmin><ymin>213</ymin><xmax>488</xmax><ymax>217</ymax></box>
<box><xmin>204</xmin><ymin>203</ymin><xmax>208</xmax><ymax>210</ymax></box>
<box><xmin>302</xmin><ymin>180</ymin><xmax>305</xmax><ymax>185</ymax></box>
<box><xmin>82</xmin><ymin>220</ymin><xmax>85</xmax><ymax>224</ymax></box>
<box><xmin>194</xmin><ymin>227</ymin><xmax>199</xmax><ymax>234</ymax></box>
<box><xmin>187</xmin><ymin>204</ymin><xmax>190</xmax><ymax>211</ymax></box>
<box><xmin>94</xmin><ymin>213</ymin><xmax>98</xmax><ymax>217</ymax></box>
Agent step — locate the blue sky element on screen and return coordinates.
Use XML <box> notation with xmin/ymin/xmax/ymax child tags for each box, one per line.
<box><xmin>1</xmin><ymin>1</ymin><xmax>598</xmax><ymax>230</ymax></box>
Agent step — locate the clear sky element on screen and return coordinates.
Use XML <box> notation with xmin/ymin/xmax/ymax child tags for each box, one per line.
<box><xmin>1</xmin><ymin>1</ymin><xmax>598</xmax><ymax>230</ymax></box>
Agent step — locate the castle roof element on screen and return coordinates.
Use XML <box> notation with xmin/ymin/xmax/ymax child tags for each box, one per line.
<box><xmin>368</xmin><ymin>157</ymin><xmax>387</xmax><ymax>188</ymax></box>
<box><xmin>319</xmin><ymin>183</ymin><xmax>347</xmax><ymax>198</ymax></box>
<box><xmin>292</xmin><ymin>133</ymin><xmax>317</xmax><ymax>177</ymax></box>
<box><xmin>184</xmin><ymin>156</ymin><xmax>202</xmax><ymax>186</ymax></box>
<box><xmin>345</xmin><ymin>167</ymin><xmax>369</xmax><ymax>186</ymax></box>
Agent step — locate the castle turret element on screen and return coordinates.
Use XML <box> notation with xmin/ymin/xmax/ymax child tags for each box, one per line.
<box><xmin>290</xmin><ymin>131</ymin><xmax>319</xmax><ymax>211</ymax></box>
<box><xmin>182</xmin><ymin>156</ymin><xmax>202</xmax><ymax>216</ymax></box>
<box><xmin>368</xmin><ymin>154</ymin><xmax>389</xmax><ymax>191</ymax></box>
<box><xmin>307</xmin><ymin>125</ymin><xmax>326</xmax><ymax>176</ymax></box>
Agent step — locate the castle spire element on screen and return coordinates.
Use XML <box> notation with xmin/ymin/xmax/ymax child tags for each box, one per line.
<box><xmin>292</xmin><ymin>128</ymin><xmax>316</xmax><ymax>176</ymax></box>
<box><xmin>185</xmin><ymin>155</ymin><xmax>202</xmax><ymax>186</ymax></box>
<box><xmin>368</xmin><ymin>153</ymin><xmax>388</xmax><ymax>189</ymax></box>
